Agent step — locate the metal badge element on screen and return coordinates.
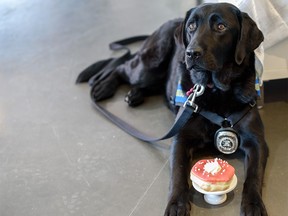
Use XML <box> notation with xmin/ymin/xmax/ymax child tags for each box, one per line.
<box><xmin>215</xmin><ymin>129</ymin><xmax>238</xmax><ymax>154</ymax></box>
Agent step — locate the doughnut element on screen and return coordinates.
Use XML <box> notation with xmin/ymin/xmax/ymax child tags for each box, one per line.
<box><xmin>190</xmin><ymin>158</ymin><xmax>235</xmax><ymax>192</ymax></box>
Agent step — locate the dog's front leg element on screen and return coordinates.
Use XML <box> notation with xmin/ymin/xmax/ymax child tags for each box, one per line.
<box><xmin>240</xmin><ymin>135</ymin><xmax>269</xmax><ymax>216</ymax></box>
<box><xmin>165</xmin><ymin>136</ymin><xmax>192</xmax><ymax>216</ymax></box>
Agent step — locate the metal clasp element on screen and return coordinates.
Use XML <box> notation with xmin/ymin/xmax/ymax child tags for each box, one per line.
<box><xmin>183</xmin><ymin>84</ymin><xmax>205</xmax><ymax>112</ymax></box>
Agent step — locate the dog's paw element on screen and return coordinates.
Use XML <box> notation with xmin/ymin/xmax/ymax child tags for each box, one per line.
<box><xmin>124</xmin><ymin>88</ymin><xmax>144</xmax><ymax>107</ymax></box>
<box><xmin>241</xmin><ymin>191</ymin><xmax>268</xmax><ymax>216</ymax></box>
<box><xmin>90</xmin><ymin>74</ymin><xmax>120</xmax><ymax>101</ymax></box>
<box><xmin>164</xmin><ymin>194</ymin><xmax>191</xmax><ymax>216</ymax></box>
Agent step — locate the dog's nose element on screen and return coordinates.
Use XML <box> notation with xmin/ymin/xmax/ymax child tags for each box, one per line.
<box><xmin>186</xmin><ymin>47</ymin><xmax>203</xmax><ymax>59</ymax></box>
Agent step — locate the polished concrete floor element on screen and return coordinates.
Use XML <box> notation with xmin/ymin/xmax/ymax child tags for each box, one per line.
<box><xmin>0</xmin><ymin>1</ymin><xmax>287</xmax><ymax>216</ymax></box>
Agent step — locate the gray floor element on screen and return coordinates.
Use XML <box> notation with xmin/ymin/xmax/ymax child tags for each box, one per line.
<box><xmin>1</xmin><ymin>0</ymin><xmax>287</xmax><ymax>216</ymax></box>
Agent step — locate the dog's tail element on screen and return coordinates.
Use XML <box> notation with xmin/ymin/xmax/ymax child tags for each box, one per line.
<box><xmin>75</xmin><ymin>35</ymin><xmax>149</xmax><ymax>85</ymax></box>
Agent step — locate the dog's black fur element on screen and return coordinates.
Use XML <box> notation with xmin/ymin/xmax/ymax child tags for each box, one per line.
<box><xmin>77</xmin><ymin>3</ymin><xmax>268</xmax><ymax>216</ymax></box>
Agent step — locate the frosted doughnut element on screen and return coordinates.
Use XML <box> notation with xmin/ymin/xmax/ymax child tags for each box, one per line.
<box><xmin>190</xmin><ymin>158</ymin><xmax>235</xmax><ymax>192</ymax></box>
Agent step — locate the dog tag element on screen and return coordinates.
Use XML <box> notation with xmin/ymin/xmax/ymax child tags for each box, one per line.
<box><xmin>215</xmin><ymin>128</ymin><xmax>238</xmax><ymax>154</ymax></box>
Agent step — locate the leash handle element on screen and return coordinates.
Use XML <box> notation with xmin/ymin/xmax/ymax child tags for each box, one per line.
<box><xmin>85</xmin><ymin>36</ymin><xmax>150</xmax><ymax>86</ymax></box>
<box><xmin>76</xmin><ymin>35</ymin><xmax>149</xmax><ymax>84</ymax></box>
<box><xmin>109</xmin><ymin>35</ymin><xmax>150</xmax><ymax>51</ymax></box>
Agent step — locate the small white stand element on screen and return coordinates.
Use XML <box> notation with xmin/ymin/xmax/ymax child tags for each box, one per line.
<box><xmin>192</xmin><ymin>175</ymin><xmax>237</xmax><ymax>205</ymax></box>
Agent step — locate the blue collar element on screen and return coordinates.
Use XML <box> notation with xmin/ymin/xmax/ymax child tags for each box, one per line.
<box><xmin>174</xmin><ymin>80</ymin><xmax>188</xmax><ymax>106</ymax></box>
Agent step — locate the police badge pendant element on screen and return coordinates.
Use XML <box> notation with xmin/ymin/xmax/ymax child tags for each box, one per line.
<box><xmin>214</xmin><ymin>127</ymin><xmax>239</xmax><ymax>154</ymax></box>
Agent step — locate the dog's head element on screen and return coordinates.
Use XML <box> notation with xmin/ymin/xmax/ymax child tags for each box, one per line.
<box><xmin>175</xmin><ymin>3</ymin><xmax>264</xmax><ymax>92</ymax></box>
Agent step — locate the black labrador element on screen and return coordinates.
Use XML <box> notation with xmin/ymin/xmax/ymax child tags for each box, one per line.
<box><xmin>77</xmin><ymin>3</ymin><xmax>268</xmax><ymax>216</ymax></box>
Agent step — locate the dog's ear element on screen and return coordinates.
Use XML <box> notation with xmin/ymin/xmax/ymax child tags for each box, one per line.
<box><xmin>235</xmin><ymin>12</ymin><xmax>264</xmax><ymax>65</ymax></box>
<box><xmin>174</xmin><ymin>22</ymin><xmax>185</xmax><ymax>47</ymax></box>
<box><xmin>174</xmin><ymin>8</ymin><xmax>195</xmax><ymax>47</ymax></box>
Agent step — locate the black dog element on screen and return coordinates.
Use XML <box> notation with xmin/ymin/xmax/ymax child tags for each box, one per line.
<box><xmin>77</xmin><ymin>3</ymin><xmax>268</xmax><ymax>216</ymax></box>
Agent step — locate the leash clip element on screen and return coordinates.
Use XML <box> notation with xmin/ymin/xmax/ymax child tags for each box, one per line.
<box><xmin>183</xmin><ymin>84</ymin><xmax>205</xmax><ymax>112</ymax></box>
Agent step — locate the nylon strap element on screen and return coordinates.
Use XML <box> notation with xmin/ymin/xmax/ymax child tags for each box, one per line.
<box><xmin>199</xmin><ymin>102</ymin><xmax>255</xmax><ymax>127</ymax></box>
<box><xmin>91</xmin><ymin>99</ymin><xmax>195</xmax><ymax>143</ymax></box>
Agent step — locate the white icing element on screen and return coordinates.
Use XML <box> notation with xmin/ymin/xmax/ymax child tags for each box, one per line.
<box><xmin>204</xmin><ymin>159</ymin><xmax>222</xmax><ymax>175</ymax></box>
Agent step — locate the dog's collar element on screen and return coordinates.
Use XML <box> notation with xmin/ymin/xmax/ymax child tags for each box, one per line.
<box><xmin>174</xmin><ymin>80</ymin><xmax>189</xmax><ymax>106</ymax></box>
<box><xmin>199</xmin><ymin>102</ymin><xmax>256</xmax><ymax>128</ymax></box>
<box><xmin>174</xmin><ymin>80</ymin><xmax>256</xmax><ymax>127</ymax></box>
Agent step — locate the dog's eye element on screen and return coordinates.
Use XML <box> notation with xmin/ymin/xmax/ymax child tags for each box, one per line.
<box><xmin>188</xmin><ymin>22</ymin><xmax>197</xmax><ymax>32</ymax></box>
<box><xmin>217</xmin><ymin>23</ymin><xmax>226</xmax><ymax>31</ymax></box>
